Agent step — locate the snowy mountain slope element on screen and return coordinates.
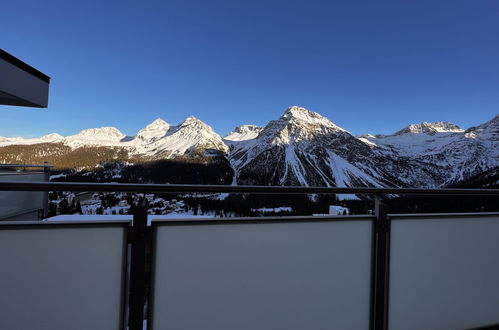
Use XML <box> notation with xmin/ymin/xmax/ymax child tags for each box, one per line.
<box><xmin>130</xmin><ymin>116</ymin><xmax>229</xmax><ymax>158</ymax></box>
<box><xmin>64</xmin><ymin>127</ymin><xmax>128</xmax><ymax>148</ymax></box>
<box><xmin>224</xmin><ymin>125</ymin><xmax>262</xmax><ymax>142</ymax></box>
<box><xmin>360</xmin><ymin>116</ymin><xmax>499</xmax><ymax>186</ymax></box>
<box><xmin>134</xmin><ymin>118</ymin><xmax>170</xmax><ymax>143</ymax></box>
<box><xmin>229</xmin><ymin>106</ymin><xmax>408</xmax><ymax>189</ymax></box>
<box><xmin>229</xmin><ymin>107</ymin><xmax>498</xmax><ymax>188</ymax></box>
<box><xmin>394</xmin><ymin>122</ymin><xmax>463</xmax><ymax>135</ymax></box>
<box><xmin>359</xmin><ymin>122</ymin><xmax>465</xmax><ymax>156</ymax></box>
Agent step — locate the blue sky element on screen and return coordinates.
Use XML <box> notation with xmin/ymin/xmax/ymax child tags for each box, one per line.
<box><xmin>2</xmin><ymin>0</ymin><xmax>498</xmax><ymax>137</ymax></box>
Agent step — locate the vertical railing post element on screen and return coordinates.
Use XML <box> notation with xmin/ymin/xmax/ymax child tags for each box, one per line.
<box><xmin>129</xmin><ymin>205</ymin><xmax>149</xmax><ymax>330</ymax></box>
<box><xmin>42</xmin><ymin>161</ymin><xmax>50</xmax><ymax>218</ymax></box>
<box><xmin>371</xmin><ymin>195</ymin><xmax>391</xmax><ymax>330</ymax></box>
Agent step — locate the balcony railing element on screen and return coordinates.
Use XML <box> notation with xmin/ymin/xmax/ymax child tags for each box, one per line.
<box><xmin>0</xmin><ymin>182</ymin><xmax>498</xmax><ymax>330</ymax></box>
<box><xmin>0</xmin><ymin>163</ymin><xmax>50</xmax><ymax>220</ymax></box>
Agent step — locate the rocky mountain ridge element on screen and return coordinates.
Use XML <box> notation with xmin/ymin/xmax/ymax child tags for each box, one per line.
<box><xmin>0</xmin><ymin>106</ymin><xmax>497</xmax><ymax>189</ymax></box>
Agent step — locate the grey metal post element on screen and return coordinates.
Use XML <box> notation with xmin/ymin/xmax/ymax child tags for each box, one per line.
<box><xmin>371</xmin><ymin>194</ymin><xmax>390</xmax><ymax>330</ymax></box>
<box><xmin>42</xmin><ymin>161</ymin><xmax>50</xmax><ymax>218</ymax></box>
<box><xmin>128</xmin><ymin>205</ymin><xmax>149</xmax><ymax>330</ymax></box>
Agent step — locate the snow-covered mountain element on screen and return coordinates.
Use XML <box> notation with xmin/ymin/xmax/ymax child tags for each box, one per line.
<box><xmin>0</xmin><ymin>133</ymin><xmax>64</xmax><ymax>146</ymax></box>
<box><xmin>135</xmin><ymin>118</ymin><xmax>170</xmax><ymax>143</ymax></box>
<box><xmin>0</xmin><ymin>107</ymin><xmax>497</xmax><ymax>189</ymax></box>
<box><xmin>64</xmin><ymin>127</ymin><xmax>128</xmax><ymax>148</ymax></box>
<box><xmin>0</xmin><ymin>116</ymin><xmax>229</xmax><ymax>159</ymax></box>
<box><xmin>360</xmin><ymin>115</ymin><xmax>499</xmax><ymax>186</ymax></box>
<box><xmin>129</xmin><ymin>116</ymin><xmax>229</xmax><ymax>158</ymax></box>
<box><xmin>393</xmin><ymin>122</ymin><xmax>463</xmax><ymax>135</ymax></box>
<box><xmin>229</xmin><ymin>106</ymin><xmax>410</xmax><ymax>189</ymax></box>
<box><xmin>224</xmin><ymin>125</ymin><xmax>262</xmax><ymax>142</ymax></box>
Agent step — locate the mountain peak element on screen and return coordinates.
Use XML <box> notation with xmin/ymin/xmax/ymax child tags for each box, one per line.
<box><xmin>233</xmin><ymin>124</ymin><xmax>261</xmax><ymax>134</ymax></box>
<box><xmin>152</xmin><ymin>116</ymin><xmax>229</xmax><ymax>155</ymax></box>
<box><xmin>178</xmin><ymin>115</ymin><xmax>205</xmax><ymax>127</ymax></box>
<box><xmin>224</xmin><ymin>125</ymin><xmax>262</xmax><ymax>141</ymax></box>
<box><xmin>71</xmin><ymin>127</ymin><xmax>126</xmax><ymax>141</ymax></box>
<box><xmin>283</xmin><ymin>106</ymin><xmax>321</xmax><ymax>121</ymax></box>
<box><xmin>280</xmin><ymin>106</ymin><xmax>343</xmax><ymax>129</ymax></box>
<box><xmin>255</xmin><ymin>106</ymin><xmax>348</xmax><ymax>145</ymax></box>
<box><xmin>394</xmin><ymin>122</ymin><xmax>463</xmax><ymax>136</ymax></box>
<box><xmin>149</xmin><ymin>118</ymin><xmax>169</xmax><ymax>127</ymax></box>
<box><xmin>40</xmin><ymin>133</ymin><xmax>64</xmax><ymax>141</ymax></box>
<box><xmin>184</xmin><ymin>115</ymin><xmax>199</xmax><ymax>122</ymax></box>
<box><xmin>136</xmin><ymin>118</ymin><xmax>171</xmax><ymax>143</ymax></box>
<box><xmin>285</xmin><ymin>105</ymin><xmax>310</xmax><ymax>114</ymax></box>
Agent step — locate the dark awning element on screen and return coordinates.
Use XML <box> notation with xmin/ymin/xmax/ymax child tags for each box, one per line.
<box><xmin>0</xmin><ymin>49</ymin><xmax>50</xmax><ymax>108</ymax></box>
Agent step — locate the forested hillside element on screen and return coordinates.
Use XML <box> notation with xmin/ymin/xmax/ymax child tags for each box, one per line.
<box><xmin>0</xmin><ymin>143</ymin><xmax>130</xmax><ymax>170</ymax></box>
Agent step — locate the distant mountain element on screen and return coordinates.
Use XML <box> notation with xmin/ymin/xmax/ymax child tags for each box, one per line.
<box><xmin>135</xmin><ymin>118</ymin><xmax>170</xmax><ymax>143</ymax></box>
<box><xmin>360</xmin><ymin>114</ymin><xmax>499</xmax><ymax>186</ymax></box>
<box><xmin>0</xmin><ymin>133</ymin><xmax>64</xmax><ymax>146</ymax></box>
<box><xmin>224</xmin><ymin>125</ymin><xmax>262</xmax><ymax>142</ymax></box>
<box><xmin>228</xmin><ymin>106</ymin><xmax>401</xmax><ymax>189</ymax></box>
<box><xmin>392</xmin><ymin>122</ymin><xmax>463</xmax><ymax>136</ymax></box>
<box><xmin>0</xmin><ymin>106</ymin><xmax>497</xmax><ymax>189</ymax></box>
<box><xmin>129</xmin><ymin>116</ymin><xmax>229</xmax><ymax>159</ymax></box>
<box><xmin>0</xmin><ymin>116</ymin><xmax>228</xmax><ymax>160</ymax></box>
<box><xmin>65</xmin><ymin>127</ymin><xmax>127</xmax><ymax>148</ymax></box>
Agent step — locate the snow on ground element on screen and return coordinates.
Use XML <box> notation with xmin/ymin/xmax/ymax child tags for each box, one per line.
<box><xmin>335</xmin><ymin>194</ymin><xmax>360</xmax><ymax>200</ymax></box>
<box><xmin>251</xmin><ymin>207</ymin><xmax>293</xmax><ymax>213</ymax></box>
<box><xmin>313</xmin><ymin>205</ymin><xmax>350</xmax><ymax>216</ymax></box>
<box><xmin>45</xmin><ymin>215</ymin><xmax>133</xmax><ymax>221</ymax></box>
<box><xmin>49</xmin><ymin>173</ymin><xmax>67</xmax><ymax>179</ymax></box>
<box><xmin>45</xmin><ymin>213</ymin><xmax>215</xmax><ymax>225</ymax></box>
<box><xmin>179</xmin><ymin>193</ymin><xmax>230</xmax><ymax>200</ymax></box>
<box><xmin>329</xmin><ymin>205</ymin><xmax>350</xmax><ymax>215</ymax></box>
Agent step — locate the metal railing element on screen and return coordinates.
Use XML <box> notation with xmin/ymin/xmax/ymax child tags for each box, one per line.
<box><xmin>0</xmin><ymin>181</ymin><xmax>497</xmax><ymax>195</ymax></box>
<box><xmin>0</xmin><ymin>164</ymin><xmax>51</xmax><ymax>219</ymax></box>
<box><xmin>0</xmin><ymin>181</ymin><xmax>498</xmax><ymax>330</ymax></box>
<box><xmin>0</xmin><ymin>163</ymin><xmax>52</xmax><ymax>169</ymax></box>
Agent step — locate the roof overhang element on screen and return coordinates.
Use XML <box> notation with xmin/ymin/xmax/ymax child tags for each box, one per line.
<box><xmin>0</xmin><ymin>49</ymin><xmax>50</xmax><ymax>108</ymax></box>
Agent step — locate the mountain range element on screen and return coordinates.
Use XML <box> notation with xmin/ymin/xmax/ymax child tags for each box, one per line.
<box><xmin>1</xmin><ymin>106</ymin><xmax>497</xmax><ymax>188</ymax></box>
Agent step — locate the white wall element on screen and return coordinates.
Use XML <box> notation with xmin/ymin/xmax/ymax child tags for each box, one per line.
<box><xmin>389</xmin><ymin>214</ymin><xmax>499</xmax><ymax>330</ymax></box>
<box><xmin>150</xmin><ymin>219</ymin><xmax>373</xmax><ymax>330</ymax></box>
<box><xmin>0</xmin><ymin>223</ymin><xmax>126</xmax><ymax>330</ymax></box>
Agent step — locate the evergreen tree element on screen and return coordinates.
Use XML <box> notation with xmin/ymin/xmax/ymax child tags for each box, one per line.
<box><xmin>47</xmin><ymin>202</ymin><xmax>57</xmax><ymax>217</ymax></box>
<box><xmin>59</xmin><ymin>199</ymin><xmax>71</xmax><ymax>214</ymax></box>
<box><xmin>75</xmin><ymin>201</ymin><xmax>83</xmax><ymax>214</ymax></box>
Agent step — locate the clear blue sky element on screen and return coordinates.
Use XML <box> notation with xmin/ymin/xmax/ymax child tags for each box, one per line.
<box><xmin>2</xmin><ymin>0</ymin><xmax>498</xmax><ymax>137</ymax></box>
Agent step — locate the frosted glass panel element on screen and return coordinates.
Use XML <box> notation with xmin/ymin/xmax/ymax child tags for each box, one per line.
<box><xmin>0</xmin><ymin>224</ymin><xmax>126</xmax><ymax>330</ymax></box>
<box><xmin>389</xmin><ymin>214</ymin><xmax>499</xmax><ymax>330</ymax></box>
<box><xmin>151</xmin><ymin>219</ymin><xmax>373</xmax><ymax>330</ymax></box>
<box><xmin>0</xmin><ymin>172</ymin><xmax>45</xmax><ymax>218</ymax></box>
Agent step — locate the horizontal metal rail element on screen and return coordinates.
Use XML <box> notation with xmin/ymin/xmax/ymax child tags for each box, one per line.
<box><xmin>0</xmin><ymin>172</ymin><xmax>45</xmax><ymax>176</ymax></box>
<box><xmin>0</xmin><ymin>164</ymin><xmax>53</xmax><ymax>168</ymax></box>
<box><xmin>0</xmin><ymin>181</ymin><xmax>498</xmax><ymax>195</ymax></box>
<box><xmin>151</xmin><ymin>214</ymin><xmax>374</xmax><ymax>226</ymax></box>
